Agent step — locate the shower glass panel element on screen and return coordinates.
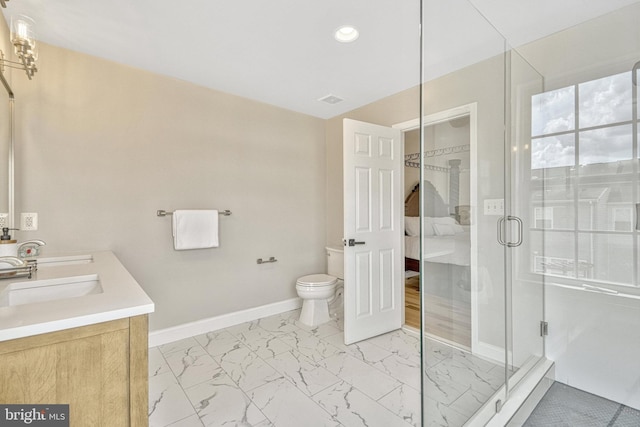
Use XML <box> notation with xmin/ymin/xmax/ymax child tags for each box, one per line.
<box><xmin>516</xmin><ymin>1</ymin><xmax>640</xmax><ymax>412</ymax></box>
<box><xmin>420</xmin><ymin>0</ymin><xmax>514</xmax><ymax>424</ymax></box>
<box><xmin>506</xmin><ymin>48</ymin><xmax>546</xmax><ymax>394</ymax></box>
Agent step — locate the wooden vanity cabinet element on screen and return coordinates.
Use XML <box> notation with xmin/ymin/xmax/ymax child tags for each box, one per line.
<box><xmin>0</xmin><ymin>315</ymin><xmax>148</xmax><ymax>426</ymax></box>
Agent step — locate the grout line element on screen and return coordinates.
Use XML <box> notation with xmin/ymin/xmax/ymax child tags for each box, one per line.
<box><xmin>607</xmin><ymin>404</ymin><xmax>625</xmax><ymax>427</ymax></box>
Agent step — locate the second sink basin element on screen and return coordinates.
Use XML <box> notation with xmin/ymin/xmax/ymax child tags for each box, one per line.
<box><xmin>0</xmin><ymin>274</ymin><xmax>102</xmax><ymax>307</ymax></box>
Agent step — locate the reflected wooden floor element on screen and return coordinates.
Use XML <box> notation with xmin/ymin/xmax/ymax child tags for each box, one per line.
<box><xmin>404</xmin><ymin>275</ymin><xmax>472</xmax><ymax>349</ymax></box>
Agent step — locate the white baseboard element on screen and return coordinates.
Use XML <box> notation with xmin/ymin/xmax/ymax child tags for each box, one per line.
<box><xmin>148</xmin><ymin>297</ymin><xmax>302</xmax><ymax>348</ymax></box>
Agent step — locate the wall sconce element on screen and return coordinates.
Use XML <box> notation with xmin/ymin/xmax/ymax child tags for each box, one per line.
<box><xmin>0</xmin><ymin>13</ymin><xmax>38</xmax><ymax>79</ymax></box>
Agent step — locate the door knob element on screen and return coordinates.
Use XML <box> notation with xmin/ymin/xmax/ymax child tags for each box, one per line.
<box><xmin>346</xmin><ymin>239</ymin><xmax>365</xmax><ymax>247</ymax></box>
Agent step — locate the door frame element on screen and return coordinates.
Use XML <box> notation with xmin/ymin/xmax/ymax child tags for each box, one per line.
<box><xmin>393</xmin><ymin>102</ymin><xmax>480</xmax><ymax>352</ymax></box>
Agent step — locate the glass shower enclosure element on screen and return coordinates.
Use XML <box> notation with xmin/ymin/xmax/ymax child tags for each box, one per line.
<box><xmin>419</xmin><ymin>1</ymin><xmax>640</xmax><ymax>425</ymax></box>
<box><xmin>418</xmin><ymin>0</ymin><xmax>545</xmax><ymax>425</ymax></box>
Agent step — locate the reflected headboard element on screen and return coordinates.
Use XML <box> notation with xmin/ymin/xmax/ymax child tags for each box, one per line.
<box><xmin>405</xmin><ymin>183</ymin><xmax>420</xmax><ymax>217</ymax></box>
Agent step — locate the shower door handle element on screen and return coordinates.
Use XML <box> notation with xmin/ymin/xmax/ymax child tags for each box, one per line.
<box><xmin>497</xmin><ymin>216</ymin><xmax>523</xmax><ymax>247</ymax></box>
<box><xmin>506</xmin><ymin>216</ymin><xmax>523</xmax><ymax>248</ymax></box>
<box><xmin>636</xmin><ymin>203</ymin><xmax>640</xmax><ymax>231</ymax></box>
<box><xmin>497</xmin><ymin>217</ymin><xmax>507</xmax><ymax>246</ymax></box>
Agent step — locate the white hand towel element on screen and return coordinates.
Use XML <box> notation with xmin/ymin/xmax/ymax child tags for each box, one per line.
<box><xmin>172</xmin><ymin>210</ymin><xmax>219</xmax><ymax>250</ymax></box>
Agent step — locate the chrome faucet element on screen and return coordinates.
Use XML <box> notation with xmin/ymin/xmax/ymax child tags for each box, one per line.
<box><xmin>0</xmin><ymin>256</ymin><xmax>34</xmax><ymax>279</ymax></box>
<box><xmin>0</xmin><ymin>256</ymin><xmax>27</xmax><ymax>267</ymax></box>
<box><xmin>18</xmin><ymin>239</ymin><xmax>46</xmax><ymax>258</ymax></box>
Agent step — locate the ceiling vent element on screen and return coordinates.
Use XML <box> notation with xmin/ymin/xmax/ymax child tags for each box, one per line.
<box><xmin>318</xmin><ymin>94</ymin><xmax>344</xmax><ymax>105</ymax></box>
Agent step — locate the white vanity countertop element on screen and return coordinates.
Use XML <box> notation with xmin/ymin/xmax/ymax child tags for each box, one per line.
<box><xmin>0</xmin><ymin>250</ymin><xmax>154</xmax><ymax>342</ymax></box>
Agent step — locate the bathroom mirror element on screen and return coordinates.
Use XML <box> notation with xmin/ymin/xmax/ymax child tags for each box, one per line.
<box><xmin>0</xmin><ymin>67</ymin><xmax>12</xmax><ymax>228</ymax></box>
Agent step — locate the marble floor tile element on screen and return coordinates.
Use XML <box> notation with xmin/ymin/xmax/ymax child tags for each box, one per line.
<box><xmin>225</xmin><ymin>320</ymin><xmax>263</xmax><ymax>337</ymax></box>
<box><xmin>294</xmin><ymin>319</ymin><xmax>343</xmax><ymax>339</ymax></box>
<box><xmin>213</xmin><ymin>342</ymin><xmax>283</xmax><ymax>392</ymax></box>
<box><xmin>184</xmin><ymin>373</ymin><xmax>267</xmax><ymax>427</ymax></box>
<box><xmin>249</xmin><ymin>378</ymin><xmax>340</xmax><ymax>427</ymax></box>
<box><xmin>373</xmin><ymin>353</ymin><xmax>421</xmax><ymax>391</ymax></box>
<box><xmin>148</xmin><ymin>314</ymin><xmax>519</xmax><ymax>426</ymax></box>
<box><xmin>279</xmin><ymin>330</ymin><xmax>343</xmax><ymax>363</ymax></box>
<box><xmin>149</xmin><ymin>371</ymin><xmax>198</xmax><ymax>427</ymax></box>
<box><xmin>254</xmin><ymin>312</ymin><xmax>301</xmax><ymax>336</ymax></box>
<box><xmin>422</xmin><ymin>338</ymin><xmax>455</xmax><ymax>367</ymax></box>
<box><xmin>377</xmin><ymin>384</ymin><xmax>422</xmax><ymax>427</ymax></box>
<box><xmin>320</xmin><ymin>352</ymin><xmax>402</xmax><ymax>401</ymax></box>
<box><xmin>422</xmin><ymin>368</ymin><xmax>470</xmax><ymax>405</ymax></box>
<box><xmin>149</xmin><ymin>347</ymin><xmax>171</xmax><ymax>378</ymax></box>
<box><xmin>314</xmin><ymin>381</ymin><xmax>412</xmax><ymax>427</ymax></box>
<box><xmin>429</xmin><ymin>356</ymin><xmax>503</xmax><ymax>397</ymax></box>
<box><xmin>448</xmin><ymin>347</ymin><xmax>502</xmax><ymax>374</ymax></box>
<box><xmin>368</xmin><ymin>330</ymin><xmax>421</xmax><ymax>363</ymax></box>
<box><xmin>447</xmin><ymin>387</ymin><xmax>491</xmax><ymax>419</ymax></box>
<box><xmin>164</xmin><ymin>344</ymin><xmax>223</xmax><ymax>389</ymax></box>
<box><xmin>194</xmin><ymin>329</ymin><xmax>242</xmax><ymax>357</ymax></box>
<box><xmin>159</xmin><ymin>337</ymin><xmax>202</xmax><ymax>355</ymax></box>
<box><xmin>323</xmin><ymin>332</ymin><xmax>393</xmax><ymax>364</ymax></box>
<box><xmin>165</xmin><ymin>414</ymin><xmax>204</xmax><ymax>427</ymax></box>
<box><xmin>264</xmin><ymin>349</ymin><xmax>341</xmax><ymax>396</ymax></box>
<box><xmin>233</xmin><ymin>326</ymin><xmax>293</xmax><ymax>359</ymax></box>
<box><xmin>423</xmin><ymin>396</ymin><xmax>468</xmax><ymax>427</ymax></box>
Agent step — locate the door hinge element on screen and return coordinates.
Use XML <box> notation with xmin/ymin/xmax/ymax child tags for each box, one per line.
<box><xmin>540</xmin><ymin>321</ymin><xmax>549</xmax><ymax>337</ymax></box>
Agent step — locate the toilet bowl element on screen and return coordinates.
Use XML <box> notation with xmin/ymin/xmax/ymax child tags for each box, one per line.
<box><xmin>295</xmin><ymin>247</ymin><xmax>344</xmax><ymax>327</ymax></box>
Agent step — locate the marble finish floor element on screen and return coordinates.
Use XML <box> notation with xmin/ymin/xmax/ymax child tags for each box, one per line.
<box><xmin>148</xmin><ymin>309</ymin><xmax>505</xmax><ymax>427</ymax></box>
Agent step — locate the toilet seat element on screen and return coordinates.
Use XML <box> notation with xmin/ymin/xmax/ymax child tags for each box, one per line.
<box><xmin>296</xmin><ymin>274</ymin><xmax>337</xmax><ymax>287</ymax></box>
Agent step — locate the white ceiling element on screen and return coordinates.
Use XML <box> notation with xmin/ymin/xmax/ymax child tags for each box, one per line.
<box><xmin>2</xmin><ymin>0</ymin><xmax>639</xmax><ymax>119</ymax></box>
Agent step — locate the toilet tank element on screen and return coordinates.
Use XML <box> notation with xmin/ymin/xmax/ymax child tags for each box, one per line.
<box><xmin>326</xmin><ymin>246</ymin><xmax>344</xmax><ymax>279</ymax></box>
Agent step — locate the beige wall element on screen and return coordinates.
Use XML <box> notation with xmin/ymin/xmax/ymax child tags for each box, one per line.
<box><xmin>12</xmin><ymin>43</ymin><xmax>327</xmax><ymax>331</ymax></box>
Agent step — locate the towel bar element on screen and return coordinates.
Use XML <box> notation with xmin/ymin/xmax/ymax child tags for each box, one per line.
<box><xmin>257</xmin><ymin>257</ymin><xmax>277</xmax><ymax>264</ymax></box>
<box><xmin>157</xmin><ymin>209</ymin><xmax>232</xmax><ymax>217</ymax></box>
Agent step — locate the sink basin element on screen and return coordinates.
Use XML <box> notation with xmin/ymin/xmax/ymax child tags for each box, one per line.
<box><xmin>36</xmin><ymin>254</ymin><xmax>94</xmax><ymax>268</ymax></box>
<box><xmin>0</xmin><ymin>274</ymin><xmax>102</xmax><ymax>307</ymax></box>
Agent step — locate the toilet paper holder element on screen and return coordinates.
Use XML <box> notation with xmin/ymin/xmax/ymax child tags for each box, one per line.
<box><xmin>257</xmin><ymin>257</ymin><xmax>277</xmax><ymax>264</ymax></box>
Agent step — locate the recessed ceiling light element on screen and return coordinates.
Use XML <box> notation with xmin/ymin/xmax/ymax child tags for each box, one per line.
<box><xmin>334</xmin><ymin>26</ymin><xmax>359</xmax><ymax>43</ymax></box>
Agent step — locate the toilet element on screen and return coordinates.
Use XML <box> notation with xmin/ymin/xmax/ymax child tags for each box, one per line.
<box><xmin>296</xmin><ymin>246</ymin><xmax>344</xmax><ymax>327</ymax></box>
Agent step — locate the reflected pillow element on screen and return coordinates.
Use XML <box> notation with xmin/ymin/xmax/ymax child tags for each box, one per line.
<box><xmin>451</xmin><ymin>224</ymin><xmax>464</xmax><ymax>233</ymax></box>
<box><xmin>405</xmin><ymin>217</ymin><xmax>436</xmax><ymax>236</ymax></box>
<box><xmin>423</xmin><ymin>222</ymin><xmax>435</xmax><ymax>236</ymax></box>
<box><xmin>433</xmin><ymin>223</ymin><xmax>465</xmax><ymax>235</ymax></box>
<box><xmin>433</xmin><ymin>223</ymin><xmax>455</xmax><ymax>236</ymax></box>
<box><xmin>425</xmin><ymin>216</ymin><xmax>458</xmax><ymax>225</ymax></box>
<box><xmin>405</xmin><ymin>217</ymin><xmax>420</xmax><ymax>236</ymax></box>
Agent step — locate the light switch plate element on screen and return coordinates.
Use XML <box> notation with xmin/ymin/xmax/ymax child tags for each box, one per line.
<box><xmin>20</xmin><ymin>212</ymin><xmax>38</xmax><ymax>231</ymax></box>
<box><xmin>484</xmin><ymin>199</ymin><xmax>504</xmax><ymax>215</ymax></box>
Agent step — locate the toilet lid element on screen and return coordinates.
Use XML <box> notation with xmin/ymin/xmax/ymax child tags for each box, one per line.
<box><xmin>296</xmin><ymin>274</ymin><xmax>337</xmax><ymax>286</ymax></box>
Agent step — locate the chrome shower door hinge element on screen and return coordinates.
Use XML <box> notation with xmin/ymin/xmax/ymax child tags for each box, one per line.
<box><xmin>540</xmin><ymin>321</ymin><xmax>549</xmax><ymax>337</ymax></box>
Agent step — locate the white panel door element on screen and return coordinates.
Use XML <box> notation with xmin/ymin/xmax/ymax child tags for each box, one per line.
<box><xmin>343</xmin><ymin>118</ymin><xmax>403</xmax><ymax>344</ymax></box>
